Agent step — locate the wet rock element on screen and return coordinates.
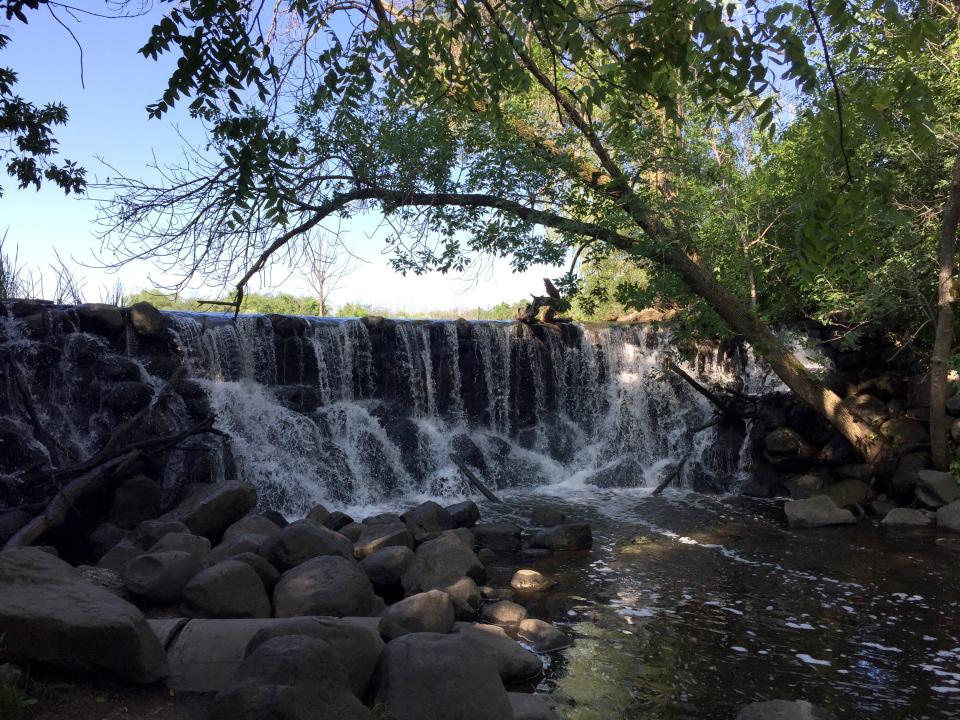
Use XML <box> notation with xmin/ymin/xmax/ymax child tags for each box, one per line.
<box><xmin>530</xmin><ymin>506</ymin><xmax>566</xmax><ymax>527</ymax></box>
<box><xmin>530</xmin><ymin>523</ymin><xmax>592</xmax><ymax>551</ymax></box>
<box><xmin>402</xmin><ymin>530</ymin><xmax>485</xmax><ymax>595</ymax></box>
<box><xmin>123</xmin><ymin>550</ymin><xmax>204</xmax><ymax>604</ymax></box>
<box><xmin>445</xmin><ymin>500</ymin><xmax>481</xmax><ymax>528</ymax></box>
<box><xmin>444</xmin><ymin>576</ymin><xmax>481</xmax><ymax>609</ymax></box>
<box><xmin>181</xmin><ymin>559</ymin><xmax>271</xmax><ymax>619</ymax></box>
<box><xmin>784</xmin><ymin>496</ymin><xmax>856</xmax><ymax>529</ymax></box>
<box><xmin>101</xmin><ymin>380</ymin><xmax>154</xmax><ymax>413</ymax></box>
<box><xmin>322</xmin><ymin>511</ymin><xmax>354</xmax><ymax>532</ymax></box>
<box><xmin>452</xmin><ymin>622</ymin><xmax>542</xmax><ymax>684</ymax></box>
<box><xmin>363</xmin><ymin>512</ymin><xmax>404</xmax><ymax>526</ymax></box>
<box><xmin>509</xmin><ymin>693</ymin><xmax>562</xmax><ymax>720</ymax></box>
<box><xmin>585</xmin><ymin>457</ymin><xmax>644</xmax><ymax>488</ymax></box>
<box><xmin>403</xmin><ymin>500</ymin><xmax>453</xmax><ymax>542</ymax></box>
<box><xmin>881</xmin><ymin>508</ymin><xmax>934</xmax><ymax>527</ymax></box>
<box><xmin>383</xmin><ymin>589</ymin><xmax>456</xmax><ymax>635</ymax></box>
<box><xmin>0</xmin><ymin>547</ymin><xmax>168</xmax><ymax>682</ymax></box>
<box><xmin>76</xmin><ymin>565</ymin><xmax>128</xmax><ymax>599</ymax></box>
<box><xmin>353</xmin><ymin>522</ymin><xmax>414</xmax><ymax>560</ymax></box>
<box><xmin>736</xmin><ymin>700</ymin><xmax>834</xmax><ymax>720</ymax></box>
<box><xmin>262</xmin><ymin>521</ymin><xmax>355</xmax><ymax>570</ymax></box>
<box><xmin>916</xmin><ymin>470</ymin><xmax>960</xmax><ymax>507</ymax></box>
<box><xmin>339</xmin><ymin>522</ymin><xmax>365</xmax><ymax>542</ymax></box>
<box><xmin>476</xmin><ymin>547</ymin><xmax>497</xmax><ymax>564</ymax></box>
<box><xmin>147</xmin><ymin>531</ymin><xmax>211</xmax><ymax>560</ymax></box>
<box><xmin>360</xmin><ymin>546</ymin><xmax>415</xmax><ymax>592</ymax></box>
<box><xmin>818</xmin><ymin>478</ymin><xmax>872</xmax><ymax>509</ymax></box>
<box><xmin>892</xmin><ymin>452</ymin><xmax>932</xmax><ymax>499</ymax></box>
<box><xmin>0</xmin><ymin>510</ymin><xmax>32</xmax><ymax>545</ymax></box>
<box><xmin>97</xmin><ymin>538</ymin><xmax>141</xmax><ymax>574</ymax></box>
<box><xmin>764</xmin><ymin>427</ymin><xmax>816</xmax><ymax>469</ymax></box>
<box><xmin>373</xmin><ymin>632</ymin><xmax>512</xmax><ymax>720</ymax></box>
<box><xmin>880</xmin><ymin>417</ymin><xmax>928</xmax><ymax>447</ymax></box>
<box><xmin>937</xmin><ymin>501</ymin><xmax>960</xmax><ymax>532</ymax></box>
<box><xmin>87</xmin><ymin>522</ymin><xmax>131</xmax><ymax>559</ymax></box>
<box><xmin>75</xmin><ymin>303</ymin><xmax>124</xmax><ymax>336</ymax></box>
<box><xmin>129</xmin><ymin>301</ymin><xmax>168</xmax><ymax>339</ymax></box>
<box><xmin>304</xmin><ymin>503</ymin><xmax>330</xmax><ymax>525</ymax></box>
<box><xmin>110</xmin><ymin>474</ymin><xmax>162</xmax><ymax>529</ymax></box>
<box><xmin>480</xmin><ymin>586</ymin><xmax>514</xmax><ymax>601</ymax></box>
<box><xmin>231</xmin><ymin>551</ymin><xmax>281</xmax><ymax>590</ymax></box>
<box><xmin>222</xmin><ymin>514</ymin><xmax>281</xmax><ymax>541</ymax></box>
<box><xmin>474</xmin><ymin>522</ymin><xmax>522</xmax><ymax>551</ymax></box>
<box><xmin>481</xmin><ymin>600</ymin><xmax>528</xmax><ymax>625</ymax></box>
<box><xmin>165</xmin><ymin>481</ymin><xmax>257</xmax><ymax>541</ymax></box>
<box><xmin>209</xmin><ymin>636</ymin><xmax>371</xmax><ymax>720</ymax></box>
<box><xmin>511</xmin><ymin>569</ymin><xmax>556</xmax><ymax>593</ymax></box>
<box><xmin>261</xmin><ymin>510</ymin><xmax>289</xmax><ymax>528</ymax></box>
<box><xmin>134</xmin><ymin>519</ymin><xmax>190</xmax><ymax>548</ymax></box>
<box><xmin>208</xmin><ymin>533</ymin><xmax>267</xmax><ymax>565</ymax></box>
<box><xmin>517</xmin><ymin>619</ymin><xmax>572</xmax><ymax>652</ymax></box>
<box><xmin>784</xmin><ymin>470</ymin><xmax>832</xmax><ymax>500</ymax></box>
<box><xmin>274</xmin><ymin>555</ymin><xmax>376</xmax><ymax>617</ymax></box>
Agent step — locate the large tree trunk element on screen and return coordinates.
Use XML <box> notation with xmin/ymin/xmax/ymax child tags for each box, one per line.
<box><xmin>930</xmin><ymin>152</ymin><xmax>960</xmax><ymax>470</ymax></box>
<box><xmin>663</xmin><ymin>247</ymin><xmax>889</xmax><ymax>464</ymax></box>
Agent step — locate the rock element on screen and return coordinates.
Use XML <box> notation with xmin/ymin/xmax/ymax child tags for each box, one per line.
<box><xmin>764</xmin><ymin>427</ymin><xmax>816</xmax><ymax>469</ymax></box>
<box><xmin>97</xmin><ymin>538</ymin><xmax>141</xmax><ymax>574</ymax></box>
<box><xmin>274</xmin><ymin>555</ymin><xmax>376</xmax><ymax>617</ymax></box>
<box><xmin>231</xmin><ymin>552</ymin><xmax>281</xmax><ymax>590</ymax></box>
<box><xmin>453</xmin><ymin>622</ymin><xmax>542</xmax><ymax>684</ymax></box>
<box><xmin>341</xmin><ymin>522</ymin><xmax>365</xmax><ymax>542</ymax></box>
<box><xmin>363</xmin><ymin>512</ymin><xmax>403</xmax><ymax>525</ymax></box>
<box><xmin>892</xmin><ymin>452</ymin><xmax>932</xmax><ymax>499</ymax></box>
<box><xmin>245</xmin><ymin>617</ymin><xmax>384</xmax><ymax>698</ymax></box>
<box><xmin>784</xmin><ymin>471</ymin><xmax>831</xmax><ymax>500</ymax></box>
<box><xmin>0</xmin><ymin>547</ymin><xmax>167</xmax><ymax>682</ymax></box>
<box><xmin>530</xmin><ymin>523</ymin><xmax>592</xmax><ymax>550</ymax></box>
<box><xmin>818</xmin><ymin>478</ymin><xmax>872</xmax><ymax>509</ymax></box>
<box><xmin>262</xmin><ymin>521</ymin><xmax>355</xmax><ymax>570</ymax></box>
<box><xmin>133</xmin><ymin>519</ymin><xmax>189</xmax><ymax>548</ymax></box>
<box><xmin>481</xmin><ymin>585</ymin><xmax>514</xmax><ymax>601</ymax></box>
<box><xmin>842</xmin><ymin>394</ymin><xmax>887</xmax><ymax>424</ymax></box>
<box><xmin>882</xmin><ymin>508</ymin><xmax>934</xmax><ymax>527</ymax></box>
<box><xmin>0</xmin><ymin>510</ymin><xmax>32</xmax><ymax>545</ymax></box>
<box><xmin>445</xmin><ymin>500</ymin><xmax>481</xmax><ymax>528</ymax></box>
<box><xmin>222</xmin><ymin>514</ymin><xmax>281</xmax><ymax>541</ymax></box>
<box><xmin>129</xmin><ymin>301</ymin><xmax>168</xmax><ymax>338</ymax></box>
<box><xmin>937</xmin><ymin>501</ymin><xmax>960</xmax><ymax>532</ymax></box>
<box><xmin>76</xmin><ymin>565</ymin><xmax>128</xmax><ymax>598</ymax></box>
<box><xmin>322</xmin><ymin>510</ymin><xmax>354</xmax><ymax>531</ymax></box>
<box><xmin>511</xmin><ymin>569</ymin><xmax>556</xmax><ymax>593</ymax></box>
<box><xmin>477</xmin><ymin>547</ymin><xmax>497</xmax><ymax>564</ymax></box>
<box><xmin>165</xmin><ymin>481</ymin><xmax>257</xmax><ymax>541</ymax></box>
<box><xmin>444</xmin><ymin>576</ymin><xmax>481</xmax><ymax>609</ymax></box>
<box><xmin>916</xmin><ymin>469</ymin><xmax>960</xmax><ymax>507</ymax></box>
<box><xmin>304</xmin><ymin>503</ymin><xmax>330</xmax><ymax>525</ymax></box>
<box><xmin>101</xmin><ymin>380</ymin><xmax>154</xmax><ymax>413</ymax></box>
<box><xmin>360</xmin><ymin>546</ymin><xmax>415</xmax><ymax>592</ymax></box>
<box><xmin>517</xmin><ymin>619</ymin><xmax>572</xmax><ymax>652</ymax></box>
<box><xmin>208</xmin><ymin>533</ymin><xmax>268</xmax><ymax>565</ymax></box>
<box><xmin>86</xmin><ymin>522</ymin><xmax>131</xmax><ymax>559</ymax></box>
<box><xmin>123</xmin><ymin>550</ymin><xmax>204</xmax><ymax>604</ymax></box>
<box><xmin>784</xmin><ymin>496</ymin><xmax>856</xmax><ymax>529</ymax></box>
<box><xmin>836</xmin><ymin>464</ymin><xmax>874</xmax><ymax>481</ymax></box>
<box><xmin>585</xmin><ymin>457</ymin><xmax>644</xmax><ymax>488</ymax></box>
<box><xmin>881</xmin><ymin>417</ymin><xmax>928</xmax><ymax>447</ymax></box>
<box><xmin>181</xmin><ymin>560</ymin><xmax>271</xmax><ymax>619</ymax></box>
<box><xmin>403</xmin><ymin>500</ymin><xmax>453</xmax><ymax>541</ymax></box>
<box><xmin>402</xmin><ymin>531</ymin><xmax>485</xmax><ymax>595</ymax></box>
<box><xmin>951</xmin><ymin>417</ymin><xmax>960</xmax><ymax>444</ymax></box>
<box><xmin>383</xmin><ymin>589</ymin><xmax>456</xmax><ymax>635</ymax></box>
<box><xmin>75</xmin><ymin>303</ymin><xmax>124</xmax><ymax>335</ymax></box>
<box><xmin>353</xmin><ymin>522</ymin><xmax>414</xmax><ymax>560</ymax></box>
<box><xmin>530</xmin><ymin>506</ymin><xmax>566</xmax><ymax>527</ymax></box>
<box><xmin>509</xmin><ymin>693</ymin><xmax>562</xmax><ymax>720</ymax></box>
<box><xmin>147</xmin><ymin>531</ymin><xmax>211</xmax><ymax>559</ymax></box>
<box><xmin>373</xmin><ymin>633</ymin><xmax>513</xmax><ymax>720</ymax></box>
<box><xmin>481</xmin><ymin>600</ymin><xmax>528</xmax><ymax>625</ymax></box>
<box><xmin>736</xmin><ymin>700</ymin><xmax>834</xmax><ymax>720</ymax></box>
<box><xmin>209</xmin><ymin>635</ymin><xmax>371</xmax><ymax>720</ymax></box>
<box><xmin>474</xmin><ymin>522</ymin><xmax>522</xmax><ymax>552</ymax></box>
<box><xmin>110</xmin><ymin>474</ymin><xmax>162</xmax><ymax>529</ymax></box>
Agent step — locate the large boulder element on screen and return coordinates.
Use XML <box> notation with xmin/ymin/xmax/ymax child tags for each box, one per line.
<box><xmin>274</xmin><ymin>556</ymin><xmax>376</xmax><ymax>617</ymax></box>
<box><xmin>147</xmin><ymin>531</ymin><xmax>211</xmax><ymax>559</ymax></box>
<box><xmin>817</xmin><ymin>479</ymin><xmax>872</xmax><ymax>509</ymax></box>
<box><xmin>584</xmin><ymin>457</ymin><xmax>644</xmax><ymax>488</ymax></box>
<box><xmin>511</xmin><ymin>569</ymin><xmax>556</xmax><ymax>593</ymax></box>
<box><xmin>784</xmin><ymin>496</ymin><xmax>856</xmax><ymax>529</ymax></box>
<box><xmin>916</xmin><ymin>470</ymin><xmax>960</xmax><ymax>507</ymax></box>
<box><xmin>181</xmin><ymin>560</ymin><xmax>271</xmax><ymax>619</ymax></box>
<box><xmin>509</xmin><ymin>693</ymin><xmax>563</xmax><ymax>720</ymax></box>
<box><xmin>360</xmin><ymin>546</ymin><xmax>415</xmax><ymax>592</ymax></box>
<box><xmin>123</xmin><ymin>550</ymin><xmax>204</xmax><ymax>604</ymax></box>
<box><xmin>474</xmin><ymin>522</ymin><xmax>522</xmax><ymax>552</ymax></box>
<box><xmin>736</xmin><ymin>700</ymin><xmax>834</xmax><ymax>720</ymax></box>
<box><xmin>530</xmin><ymin>523</ymin><xmax>592</xmax><ymax>551</ymax></box>
<box><xmin>517</xmin><ymin>619</ymin><xmax>572</xmax><ymax>652</ymax></box>
<box><xmin>445</xmin><ymin>500</ymin><xmax>481</xmax><ymax>528</ymax></box>
<box><xmin>764</xmin><ymin>427</ymin><xmax>816</xmax><ymax>469</ymax></box>
<box><xmin>452</xmin><ymin>622</ymin><xmax>542</xmax><ymax>684</ymax></box>
<box><xmin>231</xmin><ymin>552</ymin><xmax>281</xmax><ymax>590</ymax></box>
<box><xmin>208</xmin><ymin>533</ymin><xmax>268</xmax><ymax>565</ymax></box>
<box><xmin>164</xmin><ymin>481</ymin><xmax>257</xmax><ymax>541</ymax></box>
<box><xmin>880</xmin><ymin>417</ymin><xmax>928</xmax><ymax>447</ymax></box>
<box><xmin>383</xmin><ymin>590</ymin><xmax>456</xmax><ymax>635</ymax></box>
<box><xmin>353</xmin><ymin>522</ymin><xmax>414</xmax><ymax>560</ymax></box>
<box><xmin>133</xmin><ymin>519</ymin><xmax>190</xmax><ymax>548</ymax></box>
<box><xmin>0</xmin><ymin>548</ymin><xmax>168</xmax><ymax>683</ymax></box>
<box><xmin>209</xmin><ymin>635</ymin><xmax>371</xmax><ymax>720</ymax></box>
<box><xmin>222</xmin><ymin>514</ymin><xmax>282</xmax><ymax>542</ymax></box>
<box><xmin>262</xmin><ymin>521</ymin><xmax>355</xmax><ymax>570</ymax></box>
<box><xmin>373</xmin><ymin>633</ymin><xmax>513</xmax><ymax>720</ymax></box>
<box><xmin>129</xmin><ymin>301</ymin><xmax>168</xmax><ymax>339</ymax></box>
<box><xmin>481</xmin><ymin>600</ymin><xmax>528</xmax><ymax>625</ymax></box>
<box><xmin>97</xmin><ymin>538</ymin><xmax>141</xmax><ymax>574</ymax></box>
<box><xmin>403</xmin><ymin>501</ymin><xmax>453</xmax><ymax>541</ymax></box>
<box><xmin>110</xmin><ymin>474</ymin><xmax>162</xmax><ymax>529</ymax></box>
<box><xmin>529</xmin><ymin>507</ymin><xmax>566</xmax><ymax>528</ymax></box>
<box><xmin>402</xmin><ymin>531</ymin><xmax>485</xmax><ymax>595</ymax></box>
<box><xmin>881</xmin><ymin>508</ymin><xmax>934</xmax><ymax>527</ymax></box>
<box><xmin>842</xmin><ymin>394</ymin><xmax>887</xmax><ymax>424</ymax></box>
<box><xmin>937</xmin><ymin>500</ymin><xmax>960</xmax><ymax>532</ymax></box>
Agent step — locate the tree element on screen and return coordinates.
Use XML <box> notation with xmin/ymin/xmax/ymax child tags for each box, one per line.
<box><xmin>97</xmin><ymin>0</ymin><xmax>954</xmax><ymax>465</ymax></box>
<box><xmin>300</xmin><ymin>231</ymin><xmax>356</xmax><ymax>316</ymax></box>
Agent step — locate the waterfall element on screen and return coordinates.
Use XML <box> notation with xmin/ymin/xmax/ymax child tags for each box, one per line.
<box><xmin>0</xmin><ymin>301</ymin><xmax>780</xmax><ymax>516</ymax></box>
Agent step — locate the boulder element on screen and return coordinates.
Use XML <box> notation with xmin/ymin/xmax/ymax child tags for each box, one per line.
<box><xmin>509</xmin><ymin>693</ymin><xmax>562</xmax><ymax>720</ymax></box>
<box><xmin>86</xmin><ymin>522</ymin><xmax>132</xmax><ymax>559</ymax></box>
<box><xmin>784</xmin><ymin>471</ymin><xmax>831</xmax><ymax>500</ymax></box>
<box><xmin>231</xmin><ymin>552</ymin><xmax>281</xmax><ymax>590</ymax></box>
<box><xmin>916</xmin><ymin>470</ymin><xmax>960</xmax><ymax>507</ymax></box>
<box><xmin>353</xmin><ymin>522</ymin><xmax>414</xmax><ymax>560</ymax></box>
<box><xmin>304</xmin><ymin>503</ymin><xmax>331</xmax><ymax>525</ymax></box>
<box><xmin>0</xmin><ymin>510</ymin><xmax>32</xmax><ymax>545</ymax></box>
<box><xmin>529</xmin><ymin>506</ymin><xmax>566</xmax><ymax>527</ymax></box>
<box><xmin>76</xmin><ymin>565</ymin><xmax>128</xmax><ymax>599</ymax></box>
<box><xmin>373</xmin><ymin>633</ymin><xmax>513</xmax><ymax>720</ymax></box>
<box><xmin>517</xmin><ymin>618</ymin><xmax>572</xmax><ymax>652</ymax></box>
<box><xmin>123</xmin><ymin>550</ymin><xmax>204</xmax><ymax>604</ymax></box>
<box><xmin>880</xmin><ymin>417</ymin><xmax>928</xmax><ymax>447</ymax></box>
<box><xmin>274</xmin><ymin>556</ymin><xmax>376</xmax><ymax>617</ymax></box>
<box><xmin>75</xmin><ymin>303</ymin><xmax>124</xmax><ymax>335</ymax></box>
<box><xmin>892</xmin><ymin>452</ymin><xmax>933</xmax><ymax>499</ymax></box>
<box><xmin>481</xmin><ymin>600</ymin><xmax>528</xmax><ymax>625</ymax></box>
<box><xmin>474</xmin><ymin>522</ymin><xmax>522</xmax><ymax>552</ymax></box>
<box><xmin>209</xmin><ymin>636</ymin><xmax>371</xmax><ymax>720</ymax></box>
<box><xmin>842</xmin><ymin>394</ymin><xmax>887</xmax><ymax>424</ymax></box>
<box><xmin>511</xmin><ymin>569</ymin><xmax>556</xmax><ymax>593</ymax></box>
<box><xmin>937</xmin><ymin>501</ymin><xmax>960</xmax><ymax>532</ymax></box>
<box><xmin>208</xmin><ymin>533</ymin><xmax>268</xmax><ymax>565</ymax></box>
<box><xmin>452</xmin><ymin>622</ymin><xmax>542</xmax><ymax>684</ymax></box>
<box><xmin>403</xmin><ymin>501</ymin><xmax>453</xmax><ymax>541</ymax></box>
<box><xmin>97</xmin><ymin>538</ymin><xmax>141</xmax><ymax>574</ymax></box>
<box><xmin>363</xmin><ymin>512</ymin><xmax>404</xmax><ymax>526</ymax></box>
<box><xmin>784</xmin><ymin>496</ymin><xmax>856</xmax><ymax>529</ymax></box>
<box><xmin>764</xmin><ymin>427</ymin><xmax>816</xmax><ymax>469</ymax></box>
<box><xmin>818</xmin><ymin>478</ymin><xmax>872</xmax><ymax>509</ymax></box>
<box><xmin>339</xmin><ymin>522</ymin><xmax>365</xmax><ymax>542</ymax></box>
<box><xmin>584</xmin><ymin>457</ymin><xmax>644</xmax><ymax>488</ymax></box>
<box><xmin>129</xmin><ymin>301</ymin><xmax>168</xmax><ymax>338</ymax></box>
<box><xmin>110</xmin><ymin>474</ymin><xmax>162</xmax><ymax>529</ymax></box>
<box><xmin>0</xmin><ymin>547</ymin><xmax>167</xmax><ymax>683</ymax></box>
<box><xmin>881</xmin><ymin>508</ymin><xmax>934</xmax><ymax>527</ymax></box>
<box><xmin>360</xmin><ymin>546</ymin><xmax>415</xmax><ymax>592</ymax></box>
<box><xmin>133</xmin><ymin>519</ymin><xmax>190</xmax><ymax>548</ymax></box>
<box><xmin>164</xmin><ymin>481</ymin><xmax>257</xmax><ymax>541</ymax></box>
<box><xmin>530</xmin><ymin>523</ymin><xmax>593</xmax><ymax>551</ymax></box>
<box><xmin>736</xmin><ymin>700</ymin><xmax>834</xmax><ymax>720</ymax></box>
<box><xmin>402</xmin><ymin>531</ymin><xmax>485</xmax><ymax>595</ymax></box>
<box><xmin>147</xmin><ymin>531</ymin><xmax>211</xmax><ymax>559</ymax></box>
<box><xmin>181</xmin><ymin>560</ymin><xmax>271</xmax><ymax>619</ymax></box>
<box><xmin>222</xmin><ymin>514</ymin><xmax>282</xmax><ymax>542</ymax></box>
<box><xmin>322</xmin><ymin>511</ymin><xmax>354</xmax><ymax>532</ymax></box>
<box><xmin>444</xmin><ymin>576</ymin><xmax>481</xmax><ymax>609</ymax></box>
<box><xmin>262</xmin><ymin>521</ymin><xmax>355</xmax><ymax>570</ymax></box>
<box><xmin>383</xmin><ymin>589</ymin><xmax>456</xmax><ymax>635</ymax></box>
<box><xmin>951</xmin><ymin>417</ymin><xmax>960</xmax><ymax>444</ymax></box>
<box><xmin>101</xmin><ymin>381</ymin><xmax>154</xmax><ymax>413</ymax></box>
<box><xmin>445</xmin><ymin>500</ymin><xmax>481</xmax><ymax>528</ymax></box>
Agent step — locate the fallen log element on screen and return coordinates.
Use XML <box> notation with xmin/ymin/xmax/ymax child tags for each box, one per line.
<box><xmin>450</xmin><ymin>454</ymin><xmax>507</xmax><ymax>505</ymax></box>
<box><xmin>653</xmin><ymin>452</ymin><xmax>691</xmax><ymax>495</ymax></box>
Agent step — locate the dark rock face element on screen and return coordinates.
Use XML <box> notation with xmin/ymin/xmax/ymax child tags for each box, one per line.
<box><xmin>0</xmin><ymin>547</ymin><xmax>168</xmax><ymax>683</ymax></box>
<box><xmin>181</xmin><ymin>559</ymin><xmax>271</xmax><ymax>619</ymax></box>
<box><xmin>164</xmin><ymin>482</ymin><xmax>257</xmax><ymax>541</ymax></box>
<box><xmin>262</xmin><ymin>521</ymin><xmax>355</xmax><ymax>570</ymax></box>
<box><xmin>273</xmin><ymin>555</ymin><xmax>376</xmax><ymax>617</ymax></box>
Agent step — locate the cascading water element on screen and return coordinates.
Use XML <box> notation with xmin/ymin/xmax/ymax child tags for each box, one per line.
<box><xmin>0</xmin><ymin>301</ymin><xmax>776</xmax><ymax>518</ymax></box>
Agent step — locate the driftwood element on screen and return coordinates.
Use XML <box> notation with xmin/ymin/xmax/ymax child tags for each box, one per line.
<box><xmin>653</xmin><ymin>452</ymin><xmax>691</xmax><ymax>495</ymax></box>
<box><xmin>450</xmin><ymin>454</ymin><xmax>507</xmax><ymax>505</ymax></box>
<box><xmin>516</xmin><ymin>279</ymin><xmax>566</xmax><ymax>324</ymax></box>
<box><xmin>666</xmin><ymin>360</ymin><xmax>757</xmax><ymax>419</ymax></box>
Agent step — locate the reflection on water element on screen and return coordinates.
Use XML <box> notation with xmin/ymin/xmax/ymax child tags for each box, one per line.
<box><xmin>484</xmin><ymin>489</ymin><xmax>960</xmax><ymax>719</ymax></box>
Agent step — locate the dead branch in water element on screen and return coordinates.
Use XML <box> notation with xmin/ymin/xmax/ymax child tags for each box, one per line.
<box><xmin>451</xmin><ymin>454</ymin><xmax>507</xmax><ymax>505</ymax></box>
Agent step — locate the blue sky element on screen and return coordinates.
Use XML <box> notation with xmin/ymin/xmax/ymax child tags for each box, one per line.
<box><xmin>2</xmin><ymin>5</ymin><xmax>558</xmax><ymax>311</ymax></box>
